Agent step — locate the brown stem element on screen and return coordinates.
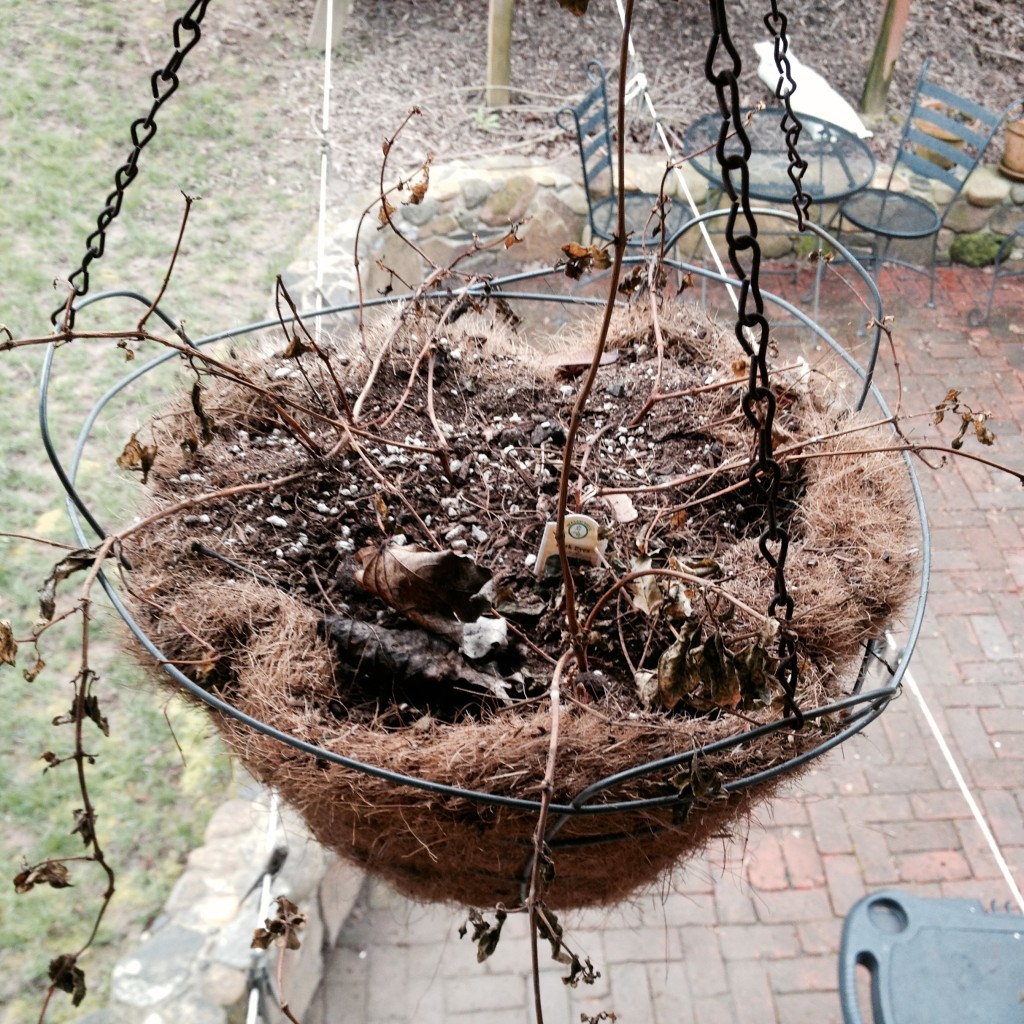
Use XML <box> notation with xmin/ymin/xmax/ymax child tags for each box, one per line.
<box><xmin>138</xmin><ymin>192</ymin><xmax>195</xmax><ymax>333</ymax></box>
<box><xmin>554</xmin><ymin>0</ymin><xmax>635</xmax><ymax>671</ymax></box>
<box><xmin>527</xmin><ymin>650</ymin><xmax>570</xmax><ymax>1024</ymax></box>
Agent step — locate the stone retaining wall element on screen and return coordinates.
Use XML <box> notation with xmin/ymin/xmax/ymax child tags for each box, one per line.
<box><xmin>79</xmin><ymin>791</ymin><xmax>364</xmax><ymax>1024</ymax></box>
<box><xmin>283</xmin><ymin>152</ymin><xmax>1024</xmax><ymax>308</ymax></box>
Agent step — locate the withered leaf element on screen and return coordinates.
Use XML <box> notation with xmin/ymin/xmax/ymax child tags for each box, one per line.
<box><xmin>629</xmin><ymin>556</ymin><xmax>663</xmax><ymax>616</ymax></box>
<box><xmin>670</xmin><ymin>761</ymin><xmax>725</xmax><ymax>803</ymax></box>
<box><xmin>355</xmin><ymin>543</ymin><xmax>493</xmax><ymax>634</ymax></box>
<box><xmin>71</xmin><ymin>808</ymin><xmax>95</xmax><ymax>847</ymax></box>
<box><xmin>554</xmin><ymin>0</ymin><xmax>590</xmax><ymax>14</ymax></box>
<box><xmin>116</xmin><ymin>433</ymin><xmax>158</xmax><ymax>484</ymax></box>
<box><xmin>408</xmin><ymin>161</ymin><xmax>430</xmax><ymax>204</ymax></box>
<box><xmin>252</xmin><ymin>896</ymin><xmax>306</xmax><ymax>950</ymax></box>
<box><xmin>191</xmin><ymin>381</ymin><xmax>215</xmax><ymax>444</ymax></box>
<box><xmin>38</xmin><ymin>549</ymin><xmax>97</xmax><ymax>622</ymax></box>
<box><xmin>655</xmin><ymin>624</ymin><xmax>702</xmax><ymax>710</ymax></box>
<box><xmin>23</xmin><ymin>656</ymin><xmax>45</xmax><ymax>683</ymax></box>
<box><xmin>0</xmin><ymin>620</ymin><xmax>16</xmax><ymax>667</ymax></box>
<box><xmin>701</xmin><ymin>632</ymin><xmax>741</xmax><ymax>709</ymax></box>
<box><xmin>460</xmin><ymin>908</ymin><xmax>506</xmax><ymax>962</ymax></box>
<box><xmin>14</xmin><ymin>861</ymin><xmax>72</xmax><ymax>893</ymax></box>
<box><xmin>48</xmin><ymin>955</ymin><xmax>87</xmax><ymax>1007</ymax></box>
<box><xmin>323</xmin><ymin>615</ymin><xmax>511</xmax><ymax>703</ymax></box>
<box><xmin>378</xmin><ymin>196</ymin><xmax>396</xmax><ymax>225</ymax></box>
<box><xmin>734</xmin><ymin>642</ymin><xmax>776</xmax><ymax>706</ymax></box>
<box><xmin>283</xmin><ymin>332</ymin><xmax>310</xmax><ymax>358</ymax></box>
<box><xmin>563</xmin><ymin>953</ymin><xmax>600</xmax><ymax>988</ymax></box>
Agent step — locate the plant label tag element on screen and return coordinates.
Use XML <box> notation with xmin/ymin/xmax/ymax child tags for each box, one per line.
<box><xmin>535</xmin><ymin>513</ymin><xmax>606</xmax><ymax>577</ymax></box>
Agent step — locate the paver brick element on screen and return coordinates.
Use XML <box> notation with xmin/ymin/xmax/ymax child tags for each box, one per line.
<box><xmin>908</xmin><ymin>790</ymin><xmax>971</xmax><ymax>821</ymax></box>
<box><xmin>712</xmin><ymin>873</ymin><xmax>758</xmax><ymax>925</ymax></box>
<box><xmin>774</xmin><ymin>990</ymin><xmax>843</xmax><ymax>1024</ymax></box>
<box><xmin>953</xmin><ymin>818</ymin><xmax>1011</xmax><ymax>881</ymax></box>
<box><xmin>746</xmin><ymin>831</ymin><xmax>788</xmax><ymax>891</ymax></box>
<box><xmin>752</xmin><ymin>887</ymin><xmax>833</xmax><ymax>924</ymax></box>
<box><xmin>600</xmin><ymin>924</ymin><xmax>683</xmax><ymax>963</ymax></box>
<box><xmin>726</xmin><ymin>960</ymin><xmax>777</xmax><ymax>1021</ymax></box>
<box><xmin>807</xmin><ymin>798</ymin><xmax>854</xmax><ymax>855</ymax></box>
<box><xmin>717</xmin><ymin>923</ymin><xmax>800</xmax><ymax>962</ymax></box>
<box><xmin>981</xmin><ymin>706</ymin><xmax>1024</xmax><ymax>732</ymax></box>
<box><xmin>896</xmin><ymin>849</ymin><xmax>972</xmax><ymax>883</ymax></box>
<box><xmin>767</xmin><ymin>954</ymin><xmax>840</xmax><ymax>993</ymax></box>
<box><xmin>850</xmin><ymin>827</ymin><xmax>900</xmax><ymax>886</ymax></box>
<box><xmin>647</xmin><ymin>961</ymin><xmax>695</xmax><ymax>1024</ymax></box>
<box><xmin>796</xmin><ymin>920</ymin><xmax>840</xmax><ymax>957</ymax></box>
<box><xmin>982</xmin><ymin>790</ymin><xmax>1024</xmax><ymax>845</ymax></box>
<box><xmin>444</xmin><ymin>974</ymin><xmax>525</xmax><ymax>1015</ymax></box>
<box><xmin>781</xmin><ymin>827</ymin><xmax>826</xmax><ymax>889</ymax></box>
<box><xmin>679</xmin><ymin>929</ymin><xmax>728</xmax><ymax>997</ymax></box>
<box><xmin>885</xmin><ymin>819</ymin><xmax>960</xmax><ymax>852</ymax></box>
<box><xmin>822</xmin><ymin>854</ymin><xmax>867</xmax><ymax>916</ymax></box>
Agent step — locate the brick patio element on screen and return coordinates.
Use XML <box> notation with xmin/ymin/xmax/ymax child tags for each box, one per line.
<box><xmin>306</xmin><ymin>262</ymin><xmax>1024</xmax><ymax>1024</ymax></box>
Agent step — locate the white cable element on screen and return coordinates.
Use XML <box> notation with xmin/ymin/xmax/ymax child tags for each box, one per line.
<box><xmin>612</xmin><ymin>0</ymin><xmax>738</xmax><ymax>310</ymax></box>
<box><xmin>313</xmin><ymin>0</ymin><xmax>335</xmax><ymax>346</ymax></box>
<box><xmin>887</xmin><ymin>634</ymin><xmax>1024</xmax><ymax>913</ymax></box>
<box><xmin>246</xmin><ymin>791</ymin><xmax>283</xmax><ymax>1024</ymax></box>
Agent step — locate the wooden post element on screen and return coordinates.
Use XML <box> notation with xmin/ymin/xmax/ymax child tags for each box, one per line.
<box><xmin>486</xmin><ymin>0</ymin><xmax>515</xmax><ymax>108</ymax></box>
<box><xmin>860</xmin><ymin>0</ymin><xmax>912</xmax><ymax>116</ymax></box>
<box><xmin>308</xmin><ymin>0</ymin><xmax>351</xmax><ymax>51</ymax></box>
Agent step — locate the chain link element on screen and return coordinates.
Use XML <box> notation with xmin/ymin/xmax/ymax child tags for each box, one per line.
<box><xmin>704</xmin><ymin>0</ymin><xmax>803</xmax><ymax>726</ymax></box>
<box><xmin>52</xmin><ymin>0</ymin><xmax>212</xmax><ymax>328</ymax></box>
<box><xmin>762</xmin><ymin>2</ymin><xmax>811</xmax><ymax>229</ymax></box>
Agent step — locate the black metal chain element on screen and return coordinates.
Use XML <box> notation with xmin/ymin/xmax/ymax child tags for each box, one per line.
<box><xmin>762</xmin><ymin>2</ymin><xmax>811</xmax><ymax>229</ymax></box>
<box><xmin>703</xmin><ymin>0</ymin><xmax>803</xmax><ymax>727</ymax></box>
<box><xmin>52</xmin><ymin>0</ymin><xmax>212</xmax><ymax>329</ymax></box>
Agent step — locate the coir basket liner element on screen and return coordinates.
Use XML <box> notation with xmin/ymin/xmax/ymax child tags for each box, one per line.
<box><xmin>122</xmin><ymin>295</ymin><xmax>919</xmax><ymax>910</ymax></box>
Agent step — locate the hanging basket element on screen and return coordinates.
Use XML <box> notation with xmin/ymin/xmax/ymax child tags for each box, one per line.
<box><xmin>46</xmin><ymin>231</ymin><xmax>928</xmax><ymax>911</ymax></box>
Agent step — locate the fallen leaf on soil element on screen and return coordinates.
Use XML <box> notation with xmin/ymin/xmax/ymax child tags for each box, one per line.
<box><xmin>355</xmin><ymin>543</ymin><xmax>494</xmax><ymax>639</ymax></box>
<box><xmin>629</xmin><ymin>555</ymin><xmax>664</xmax><ymax>615</ymax></box>
<box><xmin>322</xmin><ymin>615</ymin><xmax>510</xmax><ymax>703</ymax></box>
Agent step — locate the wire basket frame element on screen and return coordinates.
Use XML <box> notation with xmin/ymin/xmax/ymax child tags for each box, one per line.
<box><xmin>39</xmin><ymin>211</ymin><xmax>930</xmax><ymax>901</ymax></box>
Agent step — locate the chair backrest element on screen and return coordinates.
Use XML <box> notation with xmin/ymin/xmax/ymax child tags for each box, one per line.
<box><xmin>556</xmin><ymin>60</ymin><xmax>617</xmax><ymax>230</ymax></box>
<box><xmin>890</xmin><ymin>58</ymin><xmax>1004</xmax><ymax>215</ymax></box>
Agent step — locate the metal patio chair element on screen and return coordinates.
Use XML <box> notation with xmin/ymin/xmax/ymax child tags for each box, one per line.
<box><xmin>839</xmin><ymin>890</ymin><xmax>1024</xmax><ymax>1024</ymax></box>
<box><xmin>837</xmin><ymin>60</ymin><xmax>1008</xmax><ymax>307</ymax></box>
<box><xmin>556</xmin><ymin>60</ymin><xmax>693</xmax><ymax>253</ymax></box>
<box><xmin>968</xmin><ymin>220</ymin><xmax>1024</xmax><ymax>326</ymax></box>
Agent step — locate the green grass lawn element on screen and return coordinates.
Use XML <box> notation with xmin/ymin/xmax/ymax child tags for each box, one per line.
<box><xmin>0</xmin><ymin>1</ymin><xmax>319</xmax><ymax>1018</ymax></box>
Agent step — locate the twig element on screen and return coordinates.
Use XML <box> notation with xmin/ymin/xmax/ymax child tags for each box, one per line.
<box><xmin>138</xmin><ymin>192</ymin><xmax>196</xmax><ymax>333</ymax></box>
<box><xmin>527</xmin><ymin>650</ymin><xmax>570</xmax><ymax>1024</ymax></box>
<box><xmin>553</xmin><ymin>0</ymin><xmax>635</xmax><ymax>672</ymax></box>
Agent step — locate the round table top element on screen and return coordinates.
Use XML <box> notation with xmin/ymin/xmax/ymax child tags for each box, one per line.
<box><xmin>683</xmin><ymin>108</ymin><xmax>876</xmax><ymax>205</ymax></box>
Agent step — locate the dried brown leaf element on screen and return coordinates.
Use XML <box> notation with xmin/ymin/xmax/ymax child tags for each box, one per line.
<box><xmin>355</xmin><ymin>543</ymin><xmax>493</xmax><ymax>635</ymax></box>
<box><xmin>0</xmin><ymin>620</ymin><xmax>16</xmax><ymax>667</ymax></box>
<box><xmin>48</xmin><ymin>955</ymin><xmax>86</xmax><ymax>1007</ymax></box>
<box><xmin>38</xmin><ymin>549</ymin><xmax>96</xmax><ymax>622</ymax></box>
<box><xmin>14</xmin><ymin>861</ymin><xmax>72</xmax><ymax>893</ymax></box>
<box><xmin>116</xmin><ymin>433</ymin><xmax>158</xmax><ymax>484</ymax></box>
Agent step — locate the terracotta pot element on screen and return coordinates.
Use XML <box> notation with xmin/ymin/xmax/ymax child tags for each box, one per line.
<box><xmin>999</xmin><ymin>119</ymin><xmax>1024</xmax><ymax>183</ymax></box>
<box><xmin>913</xmin><ymin>101</ymin><xmax>968</xmax><ymax>170</ymax></box>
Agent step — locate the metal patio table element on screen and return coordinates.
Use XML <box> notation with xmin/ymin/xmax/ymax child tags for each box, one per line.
<box><xmin>684</xmin><ymin>107</ymin><xmax>876</xmax><ymax>207</ymax></box>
